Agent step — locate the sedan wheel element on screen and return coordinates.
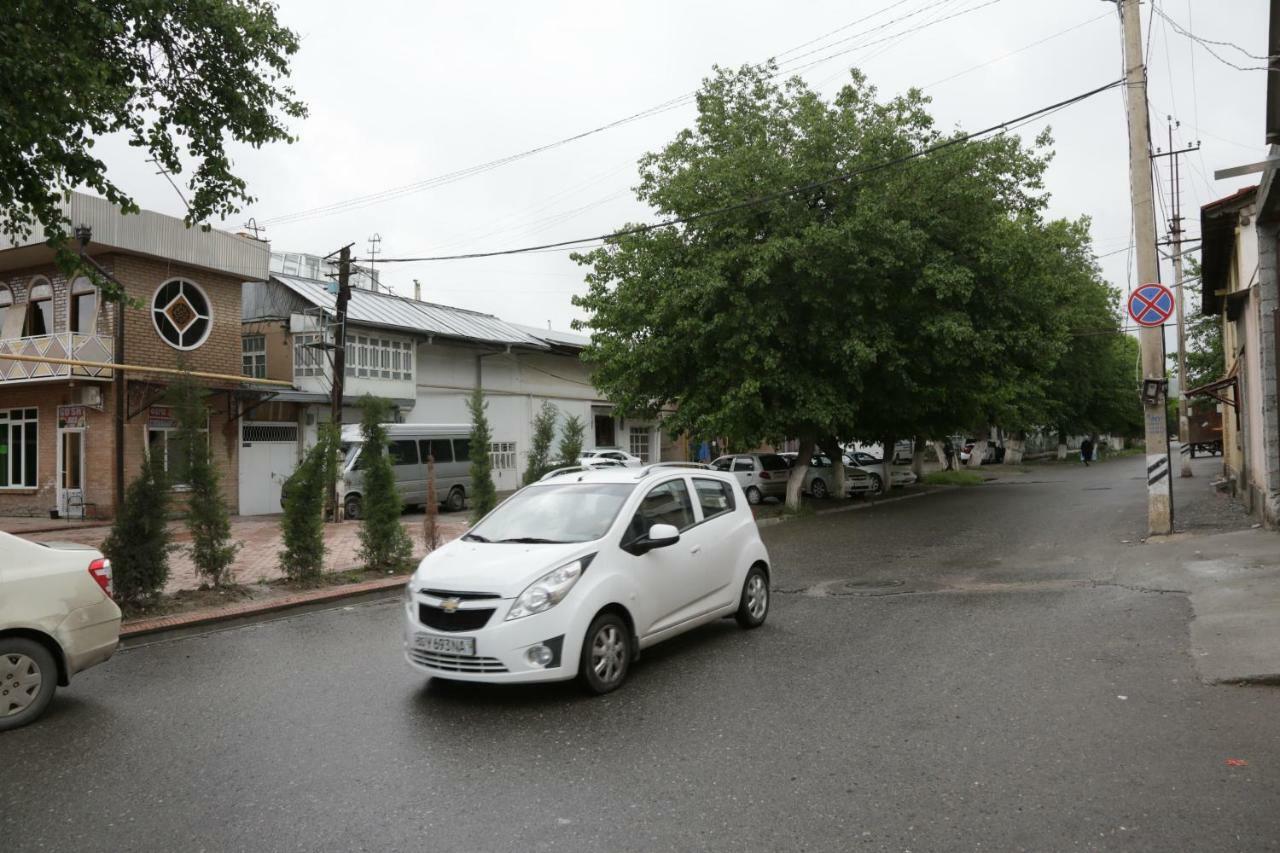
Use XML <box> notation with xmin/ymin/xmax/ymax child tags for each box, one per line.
<box><xmin>745</xmin><ymin>486</ymin><xmax>763</xmax><ymax>505</ymax></box>
<box><xmin>445</xmin><ymin>487</ymin><xmax>465</xmax><ymax>513</ymax></box>
<box><xmin>735</xmin><ymin>565</ymin><xmax>770</xmax><ymax>629</ymax></box>
<box><xmin>868</xmin><ymin>474</ymin><xmax>884</xmax><ymax>497</ymax></box>
<box><xmin>0</xmin><ymin>640</ymin><xmax>57</xmax><ymax>732</ymax></box>
<box><xmin>579</xmin><ymin>613</ymin><xmax>631</xmax><ymax>694</ymax></box>
<box><xmin>810</xmin><ymin>478</ymin><xmax>828</xmax><ymax>499</ymax></box>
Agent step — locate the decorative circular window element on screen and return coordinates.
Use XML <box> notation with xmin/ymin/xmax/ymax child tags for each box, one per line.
<box><xmin>152</xmin><ymin>279</ymin><xmax>212</xmax><ymax>350</ymax></box>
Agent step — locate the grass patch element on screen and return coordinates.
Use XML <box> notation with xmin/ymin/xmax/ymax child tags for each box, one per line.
<box><xmin>924</xmin><ymin>470</ymin><xmax>985</xmax><ymax>486</ymax></box>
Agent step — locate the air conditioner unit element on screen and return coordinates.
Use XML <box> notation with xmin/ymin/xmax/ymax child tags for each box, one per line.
<box><xmin>75</xmin><ymin>386</ymin><xmax>104</xmax><ymax>409</ymax></box>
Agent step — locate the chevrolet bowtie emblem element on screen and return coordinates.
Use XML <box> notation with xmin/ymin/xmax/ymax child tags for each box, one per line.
<box><xmin>441</xmin><ymin>597</ymin><xmax>462</xmax><ymax>613</ymax></box>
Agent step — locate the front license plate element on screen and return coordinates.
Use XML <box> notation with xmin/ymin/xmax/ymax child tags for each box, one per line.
<box><xmin>414</xmin><ymin>632</ymin><xmax>476</xmax><ymax>656</ymax></box>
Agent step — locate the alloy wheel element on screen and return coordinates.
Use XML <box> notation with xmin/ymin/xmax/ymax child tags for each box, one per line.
<box><xmin>0</xmin><ymin>653</ymin><xmax>42</xmax><ymax>718</ymax></box>
<box><xmin>591</xmin><ymin>624</ymin><xmax>626</xmax><ymax>685</ymax></box>
<box><xmin>746</xmin><ymin>575</ymin><xmax>768</xmax><ymax>620</ymax></box>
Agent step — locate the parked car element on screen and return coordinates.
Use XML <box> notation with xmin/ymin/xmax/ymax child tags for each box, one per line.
<box><xmin>709</xmin><ymin>453</ymin><xmax>791</xmax><ymax>504</ymax></box>
<box><xmin>1</xmin><ymin>532</ymin><xmax>121</xmax><ymax>732</ymax></box>
<box><xmin>845</xmin><ymin>451</ymin><xmax>918</xmax><ymax>488</ymax></box>
<box><xmin>338</xmin><ymin>423</ymin><xmax>472</xmax><ymax>518</ymax></box>
<box><xmin>402</xmin><ymin>466</ymin><xmax>771</xmax><ymax>694</ymax></box>
<box><xmin>779</xmin><ymin>453</ymin><xmax>874</xmax><ymax>498</ymax></box>
<box><xmin>578</xmin><ymin>448</ymin><xmax>643</xmax><ymax>468</ymax></box>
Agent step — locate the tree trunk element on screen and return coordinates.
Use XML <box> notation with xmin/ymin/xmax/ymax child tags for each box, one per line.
<box><xmin>1004</xmin><ymin>432</ymin><xmax>1025</xmax><ymax>465</ymax></box>
<box><xmin>881</xmin><ymin>435</ymin><xmax>895</xmax><ymax>492</ymax></box>
<box><xmin>911</xmin><ymin>436</ymin><xmax>926</xmax><ymax>479</ymax></box>
<box><xmin>932</xmin><ymin>440</ymin><xmax>948</xmax><ymax>469</ymax></box>
<box><xmin>1056</xmin><ymin>429</ymin><xmax>1068</xmax><ymax>460</ymax></box>
<box><xmin>965</xmin><ymin>430</ymin><xmax>986</xmax><ymax>469</ymax></box>
<box><xmin>819</xmin><ymin>437</ymin><xmax>846</xmax><ymax>499</ymax></box>
<box><xmin>785</xmin><ymin>436</ymin><xmax>816</xmax><ymax>512</ymax></box>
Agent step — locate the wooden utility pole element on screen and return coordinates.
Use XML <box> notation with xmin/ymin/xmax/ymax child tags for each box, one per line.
<box><xmin>1153</xmin><ymin>119</ymin><xmax>1200</xmax><ymax>478</ymax></box>
<box><xmin>328</xmin><ymin>245</ymin><xmax>352</xmax><ymax>520</ymax></box>
<box><xmin>1119</xmin><ymin>0</ymin><xmax>1174</xmax><ymax>534</ymax></box>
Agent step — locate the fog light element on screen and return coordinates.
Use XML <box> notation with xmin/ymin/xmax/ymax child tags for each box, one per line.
<box><xmin>525</xmin><ymin>644</ymin><xmax>553</xmax><ymax>668</ymax></box>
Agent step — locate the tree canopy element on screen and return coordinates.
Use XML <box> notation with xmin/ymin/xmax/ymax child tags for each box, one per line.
<box><xmin>1</xmin><ymin>0</ymin><xmax>306</xmax><ymax>248</ymax></box>
<box><xmin>572</xmin><ymin>64</ymin><xmax>1140</xmax><ymax>495</ymax></box>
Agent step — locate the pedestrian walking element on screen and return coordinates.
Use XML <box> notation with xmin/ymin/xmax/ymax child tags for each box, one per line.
<box><xmin>1080</xmin><ymin>437</ymin><xmax>1093</xmax><ymax>467</ymax></box>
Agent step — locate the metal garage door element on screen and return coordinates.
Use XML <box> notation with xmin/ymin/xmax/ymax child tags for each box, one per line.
<box><xmin>239</xmin><ymin>422</ymin><xmax>299</xmax><ymax>516</ymax></box>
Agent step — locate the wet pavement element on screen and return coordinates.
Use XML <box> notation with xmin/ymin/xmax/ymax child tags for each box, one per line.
<box><xmin>4</xmin><ymin>453</ymin><xmax>1278</xmax><ymax>851</ymax></box>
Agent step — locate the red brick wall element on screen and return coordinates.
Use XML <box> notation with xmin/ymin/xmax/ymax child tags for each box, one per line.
<box><xmin>0</xmin><ymin>255</ymin><xmax>247</xmax><ymax>517</ymax></box>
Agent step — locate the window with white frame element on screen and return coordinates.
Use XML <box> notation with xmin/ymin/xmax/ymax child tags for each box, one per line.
<box><xmin>293</xmin><ymin>333</ymin><xmax>326</xmax><ymax>378</ymax></box>
<box><xmin>0</xmin><ymin>408</ymin><xmax>38</xmax><ymax>488</ymax></box>
<box><xmin>146</xmin><ymin>410</ymin><xmax>206</xmax><ymax>487</ymax></box>
<box><xmin>242</xmin><ymin>335</ymin><xmax>266</xmax><ymax>379</ymax></box>
<box><xmin>629</xmin><ymin>426</ymin><xmax>652</xmax><ymax>463</ymax></box>
<box><xmin>344</xmin><ymin>334</ymin><xmax>412</xmax><ymax>381</ymax></box>
<box><xmin>490</xmin><ymin>442</ymin><xmax>517</xmax><ymax>471</ymax></box>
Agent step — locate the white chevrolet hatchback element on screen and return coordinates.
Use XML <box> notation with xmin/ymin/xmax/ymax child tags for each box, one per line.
<box><xmin>403</xmin><ymin>464</ymin><xmax>771</xmax><ymax>693</ymax></box>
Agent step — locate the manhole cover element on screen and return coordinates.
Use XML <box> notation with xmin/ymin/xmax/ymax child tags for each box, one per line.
<box><xmin>828</xmin><ymin>579</ymin><xmax>908</xmax><ymax>596</ymax></box>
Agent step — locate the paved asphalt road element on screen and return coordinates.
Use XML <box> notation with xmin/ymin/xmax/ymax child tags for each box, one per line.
<box><xmin>5</xmin><ymin>455</ymin><xmax>1278</xmax><ymax>852</ymax></box>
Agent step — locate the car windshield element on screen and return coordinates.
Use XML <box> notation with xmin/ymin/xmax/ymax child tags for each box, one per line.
<box><xmin>466</xmin><ymin>482</ymin><xmax>636</xmax><ymax>544</ymax></box>
<box><xmin>760</xmin><ymin>454</ymin><xmax>790</xmax><ymax>471</ymax></box>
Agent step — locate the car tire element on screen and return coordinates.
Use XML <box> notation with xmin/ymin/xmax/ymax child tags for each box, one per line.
<box><xmin>745</xmin><ymin>486</ymin><xmax>763</xmax><ymax>505</ymax></box>
<box><xmin>735</xmin><ymin>565</ymin><xmax>770</xmax><ymax>629</ymax></box>
<box><xmin>343</xmin><ymin>494</ymin><xmax>362</xmax><ymax>520</ymax></box>
<box><xmin>810</xmin><ymin>478</ymin><xmax>828</xmax><ymax>499</ymax></box>
<box><xmin>445</xmin><ymin>487</ymin><xmax>465</xmax><ymax>513</ymax></box>
<box><xmin>868</xmin><ymin>474</ymin><xmax>884</xmax><ymax>496</ymax></box>
<box><xmin>579</xmin><ymin>612</ymin><xmax>631</xmax><ymax>695</ymax></box>
<box><xmin>0</xmin><ymin>639</ymin><xmax>58</xmax><ymax>732</ymax></box>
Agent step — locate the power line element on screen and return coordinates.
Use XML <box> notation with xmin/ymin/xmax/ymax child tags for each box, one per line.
<box><xmin>369</xmin><ymin>79</ymin><xmax>1124</xmax><ymax>265</ymax></box>
<box><xmin>260</xmin><ymin>0</ymin><xmax>998</xmax><ymax>228</ymax></box>
<box><xmin>1150</xmin><ymin>5</ymin><xmax>1274</xmax><ymax>72</ymax></box>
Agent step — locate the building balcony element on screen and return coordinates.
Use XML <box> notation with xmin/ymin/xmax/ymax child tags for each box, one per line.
<box><xmin>0</xmin><ymin>333</ymin><xmax>114</xmax><ymax>384</ymax></box>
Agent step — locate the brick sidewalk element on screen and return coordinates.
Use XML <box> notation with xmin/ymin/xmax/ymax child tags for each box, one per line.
<box><xmin>8</xmin><ymin>512</ymin><xmax>470</xmax><ymax>594</ymax></box>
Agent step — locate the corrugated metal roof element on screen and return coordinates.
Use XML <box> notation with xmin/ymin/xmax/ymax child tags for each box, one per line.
<box><xmin>271</xmin><ymin>274</ymin><xmax>548</xmax><ymax>349</ymax></box>
<box><xmin>512</xmin><ymin>322</ymin><xmax>591</xmax><ymax>350</ymax></box>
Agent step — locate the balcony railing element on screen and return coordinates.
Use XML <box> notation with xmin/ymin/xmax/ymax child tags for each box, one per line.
<box><xmin>0</xmin><ymin>333</ymin><xmax>114</xmax><ymax>383</ymax></box>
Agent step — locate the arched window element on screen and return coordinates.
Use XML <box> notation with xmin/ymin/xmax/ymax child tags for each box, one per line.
<box><xmin>23</xmin><ymin>278</ymin><xmax>53</xmax><ymax>337</ymax></box>
<box><xmin>69</xmin><ymin>276</ymin><xmax>98</xmax><ymax>335</ymax></box>
<box><xmin>0</xmin><ymin>286</ymin><xmax>12</xmax><ymax>338</ymax></box>
<box><xmin>151</xmin><ymin>278</ymin><xmax>212</xmax><ymax>350</ymax></box>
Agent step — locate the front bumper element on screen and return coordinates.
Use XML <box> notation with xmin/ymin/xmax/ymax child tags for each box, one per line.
<box><xmin>402</xmin><ymin>595</ymin><xmax>579</xmax><ymax>684</ymax></box>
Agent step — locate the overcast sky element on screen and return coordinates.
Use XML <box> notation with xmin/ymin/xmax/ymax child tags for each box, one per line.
<box><xmin>94</xmin><ymin>0</ymin><xmax>1270</xmax><ymax>332</ymax></box>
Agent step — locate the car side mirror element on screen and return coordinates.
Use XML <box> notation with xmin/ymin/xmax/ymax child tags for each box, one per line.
<box><xmin>646</xmin><ymin>523</ymin><xmax>680</xmax><ymax>549</ymax></box>
<box><xmin>626</xmin><ymin>523</ymin><xmax>680</xmax><ymax>555</ymax></box>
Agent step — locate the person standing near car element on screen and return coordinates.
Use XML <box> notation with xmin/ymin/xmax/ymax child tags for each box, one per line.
<box><xmin>1080</xmin><ymin>437</ymin><xmax>1094</xmax><ymax>466</ymax></box>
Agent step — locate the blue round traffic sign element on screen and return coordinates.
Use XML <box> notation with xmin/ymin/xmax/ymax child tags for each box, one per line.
<box><xmin>1127</xmin><ymin>283</ymin><xmax>1174</xmax><ymax>327</ymax></box>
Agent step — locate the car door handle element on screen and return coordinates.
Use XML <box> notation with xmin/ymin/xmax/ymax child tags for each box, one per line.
<box><xmin>690</xmin><ymin>545</ymin><xmax>702</xmax><ymax>555</ymax></box>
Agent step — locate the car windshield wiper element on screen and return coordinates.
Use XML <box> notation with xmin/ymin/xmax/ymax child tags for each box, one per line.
<box><xmin>462</xmin><ymin>533</ymin><xmax>490</xmax><ymax>542</ymax></box>
<box><xmin>497</xmin><ymin>537</ymin><xmax>570</xmax><ymax>544</ymax></box>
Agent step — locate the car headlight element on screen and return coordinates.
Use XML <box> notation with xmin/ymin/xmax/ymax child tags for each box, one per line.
<box><xmin>506</xmin><ymin>555</ymin><xmax>595</xmax><ymax>621</ymax></box>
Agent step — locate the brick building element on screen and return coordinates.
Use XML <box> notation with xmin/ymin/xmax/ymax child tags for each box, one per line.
<box><xmin>0</xmin><ymin>193</ymin><xmax>271</xmax><ymax>518</ymax></box>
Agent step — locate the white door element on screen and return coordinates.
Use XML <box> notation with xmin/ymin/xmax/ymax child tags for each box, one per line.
<box><xmin>56</xmin><ymin>429</ymin><xmax>86</xmax><ymax>517</ymax></box>
<box><xmin>239</xmin><ymin>423</ymin><xmax>300</xmax><ymax>516</ymax></box>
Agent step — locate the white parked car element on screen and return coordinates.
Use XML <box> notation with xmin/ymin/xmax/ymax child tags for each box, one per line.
<box><xmin>577</xmin><ymin>448</ymin><xmax>643</xmax><ymax>468</ymax></box>
<box><xmin>1</xmin><ymin>532</ymin><xmax>121</xmax><ymax>731</ymax></box>
<box><xmin>403</xmin><ymin>466</ymin><xmax>772</xmax><ymax>693</ymax></box>
<box><xmin>845</xmin><ymin>451</ymin><xmax>918</xmax><ymax>490</ymax></box>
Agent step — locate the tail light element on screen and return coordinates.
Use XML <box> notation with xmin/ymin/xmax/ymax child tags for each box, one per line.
<box><xmin>88</xmin><ymin>558</ymin><xmax>113</xmax><ymax>598</ymax></box>
<box><xmin>758</xmin><ymin>470</ymin><xmax>772</xmax><ymax>480</ymax></box>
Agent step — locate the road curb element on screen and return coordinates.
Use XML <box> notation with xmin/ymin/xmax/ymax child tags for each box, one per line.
<box><xmin>120</xmin><ymin>575</ymin><xmax>408</xmax><ymax>641</ymax></box>
<box><xmin>755</xmin><ymin>486</ymin><xmax>952</xmax><ymax>528</ymax></box>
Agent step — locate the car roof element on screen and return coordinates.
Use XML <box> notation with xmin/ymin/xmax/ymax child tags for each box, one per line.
<box><xmin>533</xmin><ymin>464</ymin><xmax>730</xmax><ymax>487</ymax></box>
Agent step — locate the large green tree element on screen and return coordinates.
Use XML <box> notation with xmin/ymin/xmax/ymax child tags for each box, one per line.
<box><xmin>1</xmin><ymin>0</ymin><xmax>306</xmax><ymax>286</ymax></box>
<box><xmin>573</xmin><ymin>64</ymin><xmax>1077</xmax><ymax>507</ymax></box>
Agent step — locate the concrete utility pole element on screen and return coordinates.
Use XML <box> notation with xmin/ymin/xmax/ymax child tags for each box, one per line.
<box><xmin>1119</xmin><ymin>0</ymin><xmax>1174</xmax><ymax>534</ymax></box>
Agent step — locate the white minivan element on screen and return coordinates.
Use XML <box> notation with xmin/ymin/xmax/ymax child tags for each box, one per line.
<box><xmin>402</xmin><ymin>464</ymin><xmax>772</xmax><ymax>693</ymax></box>
<box><xmin>338</xmin><ymin>423</ymin><xmax>472</xmax><ymax>519</ymax></box>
